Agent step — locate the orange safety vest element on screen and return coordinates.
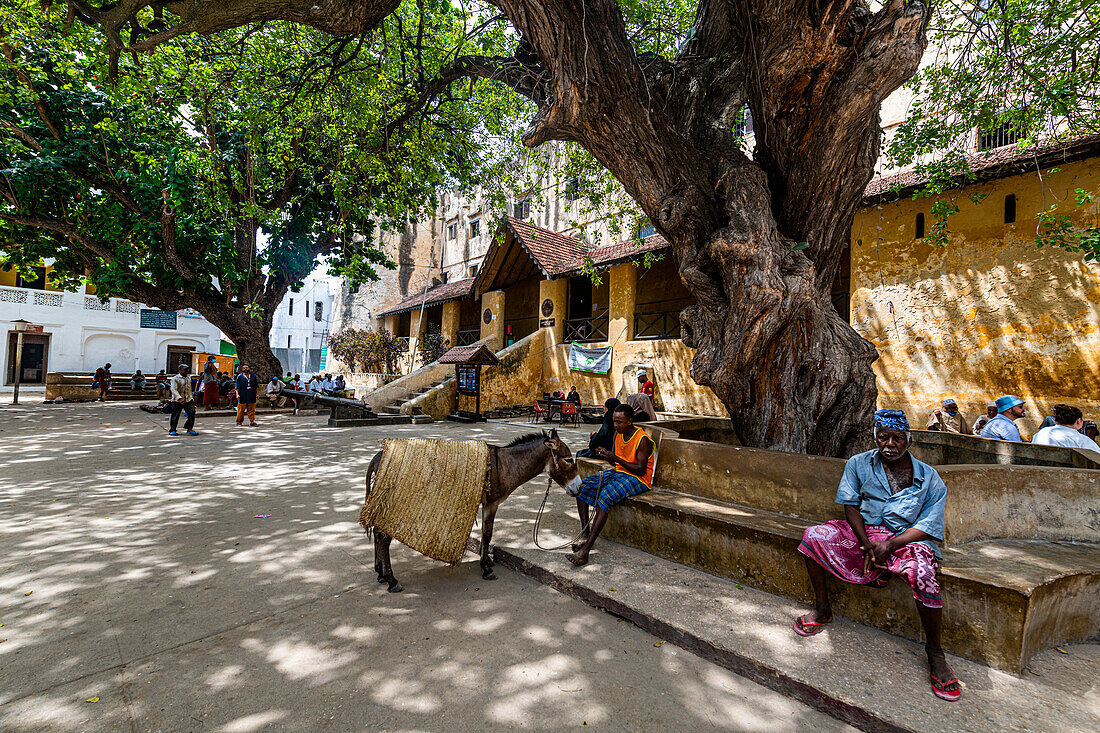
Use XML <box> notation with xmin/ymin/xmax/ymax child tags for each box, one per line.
<box><xmin>614</xmin><ymin>427</ymin><xmax>655</xmax><ymax>488</ymax></box>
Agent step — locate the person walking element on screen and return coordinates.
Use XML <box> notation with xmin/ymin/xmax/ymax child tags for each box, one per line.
<box><xmin>96</xmin><ymin>362</ymin><xmax>112</xmax><ymax>401</ymax></box>
<box><xmin>168</xmin><ymin>364</ymin><xmax>198</xmax><ymax>436</ymax></box>
<box><xmin>235</xmin><ymin>363</ymin><xmax>259</xmax><ymax>426</ymax></box>
<box><xmin>202</xmin><ymin>356</ymin><xmax>220</xmax><ymax>410</ymax></box>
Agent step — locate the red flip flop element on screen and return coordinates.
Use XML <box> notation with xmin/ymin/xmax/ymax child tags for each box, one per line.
<box><xmin>930</xmin><ymin>674</ymin><xmax>961</xmax><ymax>701</ymax></box>
<box><xmin>793</xmin><ymin>614</ymin><xmax>830</xmax><ymax>637</ymax></box>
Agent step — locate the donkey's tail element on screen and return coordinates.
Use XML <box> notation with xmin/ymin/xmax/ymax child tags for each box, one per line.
<box><xmin>359</xmin><ymin>449</ymin><xmax>383</xmax><ymax>530</ymax></box>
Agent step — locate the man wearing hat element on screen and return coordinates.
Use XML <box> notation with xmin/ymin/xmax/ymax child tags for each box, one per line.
<box><xmin>167</xmin><ymin>363</ymin><xmax>199</xmax><ymax>436</ymax></box>
<box><xmin>794</xmin><ymin>409</ymin><xmax>960</xmax><ymax>701</ymax></box>
<box><xmin>926</xmin><ymin>398</ymin><xmax>971</xmax><ymax>434</ymax></box>
<box><xmin>972</xmin><ymin>402</ymin><xmax>997</xmax><ymax>434</ymax></box>
<box><xmin>636</xmin><ymin>370</ymin><xmax>654</xmax><ymax>398</ymax></box>
<box><xmin>980</xmin><ymin>395</ymin><xmax>1026</xmax><ymax>441</ymax></box>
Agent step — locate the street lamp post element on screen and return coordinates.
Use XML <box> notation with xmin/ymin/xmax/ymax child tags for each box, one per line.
<box><xmin>12</xmin><ymin>318</ymin><xmax>29</xmax><ymax>405</ymax></box>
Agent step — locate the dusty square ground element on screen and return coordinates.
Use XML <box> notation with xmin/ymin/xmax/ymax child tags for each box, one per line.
<box><xmin>0</xmin><ymin>402</ymin><xmax>855</xmax><ymax>732</ymax></box>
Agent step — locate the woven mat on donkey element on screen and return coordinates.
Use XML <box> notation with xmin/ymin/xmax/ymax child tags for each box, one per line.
<box><xmin>358</xmin><ymin>438</ymin><xmax>490</xmax><ymax>564</ymax></box>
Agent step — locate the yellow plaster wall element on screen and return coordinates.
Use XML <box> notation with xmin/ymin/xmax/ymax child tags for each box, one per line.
<box><xmin>539</xmin><ymin>332</ymin><xmax>726</xmax><ymax>415</ymax></box>
<box><xmin>851</xmin><ymin>156</ymin><xmax>1100</xmax><ymax>434</ymax></box>
<box><xmin>478</xmin><ymin>328</ymin><xmax>549</xmax><ymax>411</ymax></box>
<box><xmin>0</xmin><ymin>264</ymin><xmax>64</xmax><ymax>291</ymax></box>
<box><xmin>538</xmin><ymin>278</ymin><xmax>568</xmax><ymax>343</ymax></box>
<box><xmin>480</xmin><ymin>290</ymin><xmax>505</xmax><ymax>350</ymax></box>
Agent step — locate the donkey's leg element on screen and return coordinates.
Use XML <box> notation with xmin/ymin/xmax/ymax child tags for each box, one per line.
<box><xmin>373</xmin><ymin>529</ymin><xmax>386</xmax><ymax>584</ymax></box>
<box><xmin>480</xmin><ymin>504</ymin><xmax>499</xmax><ymax>580</ymax></box>
<box><xmin>376</xmin><ymin>530</ymin><xmax>403</xmax><ymax>593</ymax></box>
<box><xmin>363</xmin><ymin>450</ymin><xmax>384</xmax><ymax>581</ymax></box>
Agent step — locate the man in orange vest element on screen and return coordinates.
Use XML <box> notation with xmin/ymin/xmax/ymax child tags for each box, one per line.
<box><xmin>567</xmin><ymin>403</ymin><xmax>654</xmax><ymax>567</ymax></box>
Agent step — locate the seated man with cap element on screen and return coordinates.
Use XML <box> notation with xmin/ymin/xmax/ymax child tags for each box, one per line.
<box><xmin>980</xmin><ymin>395</ymin><xmax>1026</xmax><ymax>442</ymax></box>
<box><xmin>926</xmin><ymin>398</ymin><xmax>971</xmax><ymax>434</ymax></box>
<box><xmin>794</xmin><ymin>409</ymin><xmax>960</xmax><ymax>702</ymax></box>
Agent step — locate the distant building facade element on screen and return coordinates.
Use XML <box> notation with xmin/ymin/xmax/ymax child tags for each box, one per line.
<box><xmin>1</xmin><ymin>263</ymin><xmax>221</xmax><ymax>383</ymax></box>
<box><xmin>269</xmin><ymin>271</ymin><xmax>337</xmax><ymax>375</ymax></box>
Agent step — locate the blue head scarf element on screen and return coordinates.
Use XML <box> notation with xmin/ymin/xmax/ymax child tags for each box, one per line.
<box><xmin>874</xmin><ymin>409</ymin><xmax>910</xmax><ymax>433</ymax></box>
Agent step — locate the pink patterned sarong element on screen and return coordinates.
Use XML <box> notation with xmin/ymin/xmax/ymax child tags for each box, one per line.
<box><xmin>798</xmin><ymin>520</ymin><xmax>942</xmax><ymax>608</ymax></box>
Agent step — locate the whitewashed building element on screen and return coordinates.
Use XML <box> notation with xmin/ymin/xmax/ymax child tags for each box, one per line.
<box><xmin>269</xmin><ymin>271</ymin><xmax>337</xmax><ymax>375</ymax></box>
<box><xmin>1</xmin><ymin>268</ymin><xmax>221</xmax><ymax>384</ymax></box>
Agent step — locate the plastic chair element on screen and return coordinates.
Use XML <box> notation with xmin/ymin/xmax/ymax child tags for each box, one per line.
<box><xmin>559</xmin><ymin>401</ymin><xmax>579</xmax><ymax>426</ymax></box>
<box><xmin>531</xmin><ymin>400</ymin><xmax>547</xmax><ymax>423</ymax></box>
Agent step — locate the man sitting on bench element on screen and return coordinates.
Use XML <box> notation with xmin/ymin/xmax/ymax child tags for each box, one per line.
<box><xmin>793</xmin><ymin>409</ymin><xmax>960</xmax><ymax>702</ymax></box>
<box><xmin>566</xmin><ymin>403</ymin><xmax>654</xmax><ymax>567</ymax></box>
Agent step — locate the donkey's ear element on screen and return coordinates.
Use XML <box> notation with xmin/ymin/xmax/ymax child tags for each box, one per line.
<box><xmin>549</xmin><ymin>428</ymin><xmax>559</xmax><ymax>440</ymax></box>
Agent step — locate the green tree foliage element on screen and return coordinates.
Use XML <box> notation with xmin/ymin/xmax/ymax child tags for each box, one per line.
<box><xmin>0</xmin><ymin>0</ymin><xmax>525</xmax><ymax>369</ymax></box>
<box><xmin>328</xmin><ymin>327</ymin><xmax>407</xmax><ymax>374</ymax></box>
<box><xmin>887</xmin><ymin>0</ymin><xmax>1100</xmax><ymax>260</ymax></box>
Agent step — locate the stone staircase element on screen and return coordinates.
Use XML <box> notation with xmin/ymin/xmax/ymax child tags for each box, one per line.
<box><xmin>375</xmin><ymin>378</ymin><xmax>449</xmax><ymax>417</ymax></box>
<box><xmin>580</xmin><ymin>417</ymin><xmax>1100</xmax><ymax>674</ymax></box>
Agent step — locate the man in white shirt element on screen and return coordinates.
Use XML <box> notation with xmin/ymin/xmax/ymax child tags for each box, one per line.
<box><xmin>308</xmin><ymin>374</ymin><xmax>323</xmax><ymax>394</ymax></box>
<box><xmin>1032</xmin><ymin>404</ymin><xmax>1100</xmax><ymax>452</ymax></box>
<box><xmin>321</xmin><ymin>373</ymin><xmax>335</xmax><ymax>395</ymax></box>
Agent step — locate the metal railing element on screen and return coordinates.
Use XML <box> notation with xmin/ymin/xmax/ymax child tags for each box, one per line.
<box><xmin>634</xmin><ymin>310</ymin><xmax>681</xmax><ymax>340</ymax></box>
<box><xmin>396</xmin><ymin>336</ymin><xmax>411</xmax><ymax>351</ymax></box>
<box><xmin>456</xmin><ymin>329</ymin><xmax>479</xmax><ymax>346</ymax></box>
<box><xmin>564</xmin><ymin>310</ymin><xmax>609</xmax><ymax>343</ymax></box>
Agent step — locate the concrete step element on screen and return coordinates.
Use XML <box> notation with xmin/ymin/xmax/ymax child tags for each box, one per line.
<box><xmin>603</xmin><ymin>487</ymin><xmax>1100</xmax><ymax>673</ymax></box>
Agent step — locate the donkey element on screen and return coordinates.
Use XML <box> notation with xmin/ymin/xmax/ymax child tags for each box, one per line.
<box><xmin>362</xmin><ymin>430</ymin><xmax>580</xmax><ymax>593</ymax></box>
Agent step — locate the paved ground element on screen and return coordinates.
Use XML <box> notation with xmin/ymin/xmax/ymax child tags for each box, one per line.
<box><xmin>0</xmin><ymin>403</ymin><xmax>855</xmax><ymax>732</ymax></box>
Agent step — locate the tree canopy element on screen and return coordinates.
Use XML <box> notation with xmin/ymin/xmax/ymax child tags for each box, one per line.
<box><xmin>0</xmin><ymin>0</ymin><xmax>525</xmax><ymax>371</ymax></box>
<box><xmin>888</xmin><ymin>0</ymin><xmax>1100</xmax><ymax>259</ymax></box>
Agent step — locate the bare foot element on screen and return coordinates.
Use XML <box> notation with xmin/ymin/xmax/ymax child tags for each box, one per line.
<box><xmin>571</xmin><ymin>536</ymin><xmax>589</xmax><ymax>553</ymax></box>
<box><xmin>567</xmin><ymin>549</ymin><xmax>590</xmax><ymax>566</ymax></box>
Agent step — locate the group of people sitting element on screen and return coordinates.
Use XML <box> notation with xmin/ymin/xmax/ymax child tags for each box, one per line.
<box><xmin>567</xmin><ymin>401</ymin><xmax>962</xmax><ymax>702</ymax></box>
<box><xmin>926</xmin><ymin>395</ymin><xmax>1099</xmax><ymax>451</ymax></box>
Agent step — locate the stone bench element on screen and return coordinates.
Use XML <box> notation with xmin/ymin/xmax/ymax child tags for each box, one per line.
<box><xmin>580</xmin><ymin>423</ymin><xmax>1100</xmax><ymax>673</ymax></box>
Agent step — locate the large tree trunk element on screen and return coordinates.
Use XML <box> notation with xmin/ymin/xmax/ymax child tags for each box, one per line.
<box><xmin>199</xmin><ymin>304</ymin><xmax>285</xmax><ymax>382</ymax></box>
<box><xmin>464</xmin><ymin>0</ymin><xmax>930</xmax><ymax>456</ymax></box>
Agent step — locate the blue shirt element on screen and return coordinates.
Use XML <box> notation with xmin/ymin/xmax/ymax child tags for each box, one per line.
<box><xmin>980</xmin><ymin>413</ymin><xmax>1022</xmax><ymax>442</ymax></box>
<box><xmin>235</xmin><ymin>373</ymin><xmax>258</xmax><ymax>403</ymax></box>
<box><xmin>835</xmin><ymin>449</ymin><xmax>947</xmax><ymax>557</ymax></box>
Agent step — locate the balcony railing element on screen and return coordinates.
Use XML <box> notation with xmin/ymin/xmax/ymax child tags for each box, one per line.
<box><xmin>33</xmin><ymin>292</ymin><xmax>63</xmax><ymax>307</ymax></box>
<box><xmin>1</xmin><ymin>287</ymin><xmax>28</xmax><ymax>304</ymax></box>
<box><xmin>634</xmin><ymin>310</ymin><xmax>681</xmax><ymax>340</ymax></box>
<box><xmin>564</xmin><ymin>310</ymin><xmax>609</xmax><ymax>343</ymax></box>
<box><xmin>397</xmin><ymin>336</ymin><xmax>412</xmax><ymax>351</ymax></box>
<box><xmin>456</xmin><ymin>329</ymin><xmax>479</xmax><ymax>346</ymax></box>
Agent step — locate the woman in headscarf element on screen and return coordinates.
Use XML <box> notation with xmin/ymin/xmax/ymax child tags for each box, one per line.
<box><xmin>576</xmin><ymin>398</ymin><xmax>620</xmax><ymax>458</ymax></box>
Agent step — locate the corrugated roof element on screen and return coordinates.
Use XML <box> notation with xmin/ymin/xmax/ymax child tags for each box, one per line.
<box><xmin>377</xmin><ymin>277</ymin><xmax>475</xmax><ymax>317</ymax></box>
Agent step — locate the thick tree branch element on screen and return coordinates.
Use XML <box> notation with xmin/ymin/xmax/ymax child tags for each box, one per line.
<box><xmin>61</xmin><ymin>0</ymin><xmax>401</xmax><ymax>77</ymax></box>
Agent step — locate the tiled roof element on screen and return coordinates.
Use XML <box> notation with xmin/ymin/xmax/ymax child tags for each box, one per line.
<box><xmin>438</xmin><ymin>344</ymin><xmax>499</xmax><ymax>365</ymax></box>
<box><xmin>556</xmin><ymin>233</ymin><xmax>670</xmax><ymax>275</ymax></box>
<box><xmin>504</xmin><ymin>217</ymin><xmax>587</xmax><ymax>275</ymax></box>
<box><xmin>377</xmin><ymin>277</ymin><xmax>475</xmax><ymax>317</ymax></box>
<box><xmin>863</xmin><ymin>135</ymin><xmax>1100</xmax><ymax>204</ymax></box>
